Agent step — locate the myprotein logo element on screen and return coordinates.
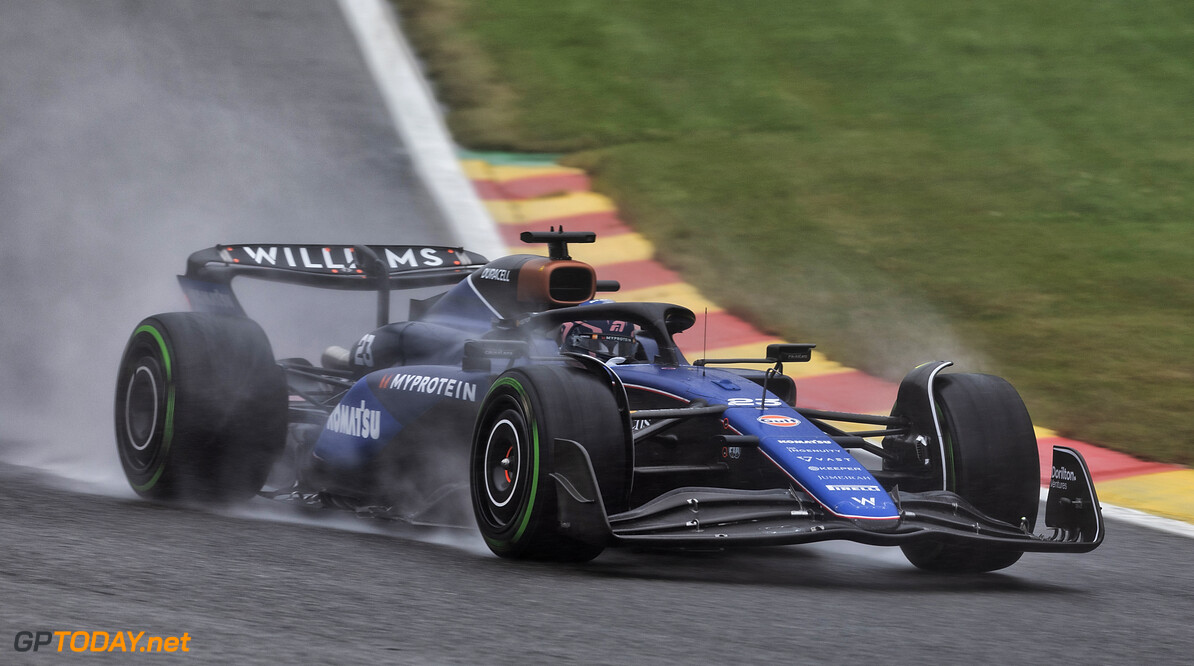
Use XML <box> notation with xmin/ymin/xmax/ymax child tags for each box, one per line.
<box><xmin>13</xmin><ymin>631</ymin><xmax>190</xmax><ymax>653</ymax></box>
<box><xmin>380</xmin><ymin>373</ymin><xmax>479</xmax><ymax>402</ymax></box>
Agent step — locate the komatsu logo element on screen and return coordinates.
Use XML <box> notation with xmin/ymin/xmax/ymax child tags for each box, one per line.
<box><xmin>326</xmin><ymin>400</ymin><xmax>382</xmax><ymax>440</ymax></box>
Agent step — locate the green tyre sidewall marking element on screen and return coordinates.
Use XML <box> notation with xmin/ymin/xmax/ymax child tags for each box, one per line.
<box><xmin>482</xmin><ymin>376</ymin><xmax>541</xmax><ymax>551</ymax></box>
<box><xmin>130</xmin><ymin>323</ymin><xmax>175</xmax><ymax>493</ymax></box>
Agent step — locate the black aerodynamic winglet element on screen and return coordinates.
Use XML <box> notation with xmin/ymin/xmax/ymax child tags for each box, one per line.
<box><xmin>520</xmin><ymin>229</ymin><xmax>596</xmax><ymax>260</ymax></box>
<box><xmin>1044</xmin><ymin>446</ymin><xmax>1105</xmax><ymax>546</ymax></box>
<box><xmin>550</xmin><ymin>438</ymin><xmax>613</xmax><ymax>547</ymax></box>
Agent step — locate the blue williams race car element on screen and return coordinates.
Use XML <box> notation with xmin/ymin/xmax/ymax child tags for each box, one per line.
<box><xmin>115</xmin><ymin>230</ymin><xmax>1102</xmax><ymax>572</ymax></box>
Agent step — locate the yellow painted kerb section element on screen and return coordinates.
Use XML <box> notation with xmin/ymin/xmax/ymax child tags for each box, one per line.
<box><xmin>618</xmin><ymin>282</ymin><xmax>721</xmax><ymax>313</ymax></box>
<box><xmin>1097</xmin><ymin>470</ymin><xmax>1194</xmax><ymax>524</ymax></box>
<box><xmin>512</xmin><ymin>231</ymin><xmax>655</xmax><ymax>266</ymax></box>
<box><xmin>461</xmin><ymin>159</ymin><xmax>585</xmax><ymax>182</ymax></box>
<box><xmin>486</xmin><ymin>191</ymin><xmax>616</xmax><ymax>225</ymax></box>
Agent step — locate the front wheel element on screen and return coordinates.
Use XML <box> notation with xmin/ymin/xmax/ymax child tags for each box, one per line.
<box><xmin>114</xmin><ymin>313</ymin><xmax>287</xmax><ymax>502</ymax></box>
<box><xmin>470</xmin><ymin>365</ymin><xmax>630</xmax><ymax>561</ymax></box>
<box><xmin>901</xmin><ymin>373</ymin><xmax>1040</xmax><ymax>573</ymax></box>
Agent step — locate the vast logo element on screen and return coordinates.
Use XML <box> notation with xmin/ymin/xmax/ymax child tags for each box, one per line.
<box><xmin>757</xmin><ymin>414</ymin><xmax>800</xmax><ymax>427</ymax></box>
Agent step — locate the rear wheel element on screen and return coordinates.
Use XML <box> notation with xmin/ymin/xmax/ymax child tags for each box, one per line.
<box><xmin>114</xmin><ymin>313</ymin><xmax>287</xmax><ymax>501</ymax></box>
<box><xmin>902</xmin><ymin>373</ymin><xmax>1039</xmax><ymax>573</ymax></box>
<box><xmin>471</xmin><ymin>365</ymin><xmax>630</xmax><ymax>561</ymax></box>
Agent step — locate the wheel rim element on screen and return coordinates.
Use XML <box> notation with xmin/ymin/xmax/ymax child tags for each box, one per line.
<box><xmin>122</xmin><ymin>355</ymin><xmax>164</xmax><ymax>471</ymax></box>
<box><xmin>481</xmin><ymin>409</ymin><xmax>526</xmax><ymax>526</ymax></box>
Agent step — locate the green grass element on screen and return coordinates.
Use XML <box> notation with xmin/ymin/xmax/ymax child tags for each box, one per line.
<box><xmin>398</xmin><ymin>0</ymin><xmax>1194</xmax><ymax>464</ymax></box>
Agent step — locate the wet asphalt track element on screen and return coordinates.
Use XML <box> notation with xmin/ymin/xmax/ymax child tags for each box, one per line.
<box><xmin>2</xmin><ymin>2</ymin><xmax>1192</xmax><ymax>663</ymax></box>
<box><xmin>3</xmin><ymin>461</ymin><xmax>1193</xmax><ymax>664</ymax></box>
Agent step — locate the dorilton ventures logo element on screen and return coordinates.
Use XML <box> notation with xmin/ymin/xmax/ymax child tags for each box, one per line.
<box><xmin>13</xmin><ymin>631</ymin><xmax>191</xmax><ymax>654</ymax></box>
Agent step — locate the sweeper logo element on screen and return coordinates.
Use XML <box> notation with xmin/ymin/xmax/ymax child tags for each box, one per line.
<box><xmin>13</xmin><ymin>631</ymin><xmax>191</xmax><ymax>653</ymax></box>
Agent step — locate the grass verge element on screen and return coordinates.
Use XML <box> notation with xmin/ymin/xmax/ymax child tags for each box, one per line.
<box><xmin>397</xmin><ymin>0</ymin><xmax>1194</xmax><ymax>464</ymax></box>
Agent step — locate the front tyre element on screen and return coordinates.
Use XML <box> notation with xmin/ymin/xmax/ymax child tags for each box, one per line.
<box><xmin>114</xmin><ymin>313</ymin><xmax>286</xmax><ymax>502</ymax></box>
<box><xmin>471</xmin><ymin>365</ymin><xmax>630</xmax><ymax>562</ymax></box>
<box><xmin>902</xmin><ymin>373</ymin><xmax>1040</xmax><ymax>573</ymax></box>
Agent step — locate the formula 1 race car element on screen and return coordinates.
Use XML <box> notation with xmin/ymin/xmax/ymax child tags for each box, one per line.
<box><xmin>114</xmin><ymin>230</ymin><xmax>1103</xmax><ymax>572</ymax></box>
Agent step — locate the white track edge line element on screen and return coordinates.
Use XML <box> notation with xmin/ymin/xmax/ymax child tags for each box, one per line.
<box><xmin>338</xmin><ymin>0</ymin><xmax>507</xmax><ymax>260</ymax></box>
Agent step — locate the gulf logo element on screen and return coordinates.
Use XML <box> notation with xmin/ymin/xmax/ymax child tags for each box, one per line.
<box><xmin>757</xmin><ymin>414</ymin><xmax>801</xmax><ymax>428</ymax></box>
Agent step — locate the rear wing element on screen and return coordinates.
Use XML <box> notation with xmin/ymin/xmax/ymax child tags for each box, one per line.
<box><xmin>179</xmin><ymin>244</ymin><xmax>489</xmax><ymax>325</ymax></box>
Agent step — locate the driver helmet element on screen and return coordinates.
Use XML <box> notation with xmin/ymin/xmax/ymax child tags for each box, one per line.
<box><xmin>559</xmin><ymin>300</ymin><xmax>640</xmax><ymax>362</ymax></box>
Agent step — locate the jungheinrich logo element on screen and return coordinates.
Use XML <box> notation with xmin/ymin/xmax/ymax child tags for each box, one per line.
<box><xmin>326</xmin><ymin>400</ymin><xmax>383</xmax><ymax>440</ymax></box>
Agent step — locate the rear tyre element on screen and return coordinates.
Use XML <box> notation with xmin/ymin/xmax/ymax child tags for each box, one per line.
<box><xmin>470</xmin><ymin>365</ymin><xmax>630</xmax><ymax>562</ymax></box>
<box><xmin>902</xmin><ymin>373</ymin><xmax>1040</xmax><ymax>573</ymax></box>
<box><xmin>114</xmin><ymin>313</ymin><xmax>287</xmax><ymax>502</ymax></box>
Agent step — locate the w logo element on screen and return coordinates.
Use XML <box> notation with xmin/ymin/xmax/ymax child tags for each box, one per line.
<box><xmin>851</xmin><ymin>497</ymin><xmax>877</xmax><ymax>507</ymax></box>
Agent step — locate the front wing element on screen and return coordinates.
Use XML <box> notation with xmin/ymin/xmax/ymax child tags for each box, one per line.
<box><xmin>551</xmin><ymin>441</ymin><xmax>1103</xmax><ymax>552</ymax></box>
